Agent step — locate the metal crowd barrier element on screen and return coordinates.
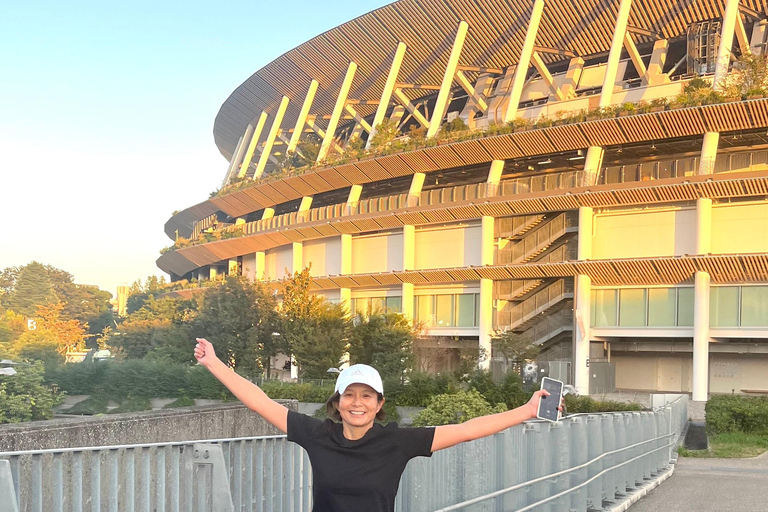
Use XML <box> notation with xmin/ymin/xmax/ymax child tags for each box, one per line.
<box><xmin>1</xmin><ymin>395</ymin><xmax>687</xmax><ymax>512</ymax></box>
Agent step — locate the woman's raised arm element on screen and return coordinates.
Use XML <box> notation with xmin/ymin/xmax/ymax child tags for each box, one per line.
<box><xmin>430</xmin><ymin>390</ymin><xmax>554</xmax><ymax>452</ymax></box>
<box><xmin>194</xmin><ymin>338</ymin><xmax>288</xmax><ymax>433</ymax></box>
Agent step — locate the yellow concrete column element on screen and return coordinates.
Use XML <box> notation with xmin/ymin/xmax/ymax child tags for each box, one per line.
<box><xmin>237</xmin><ymin>112</ymin><xmax>268</xmax><ymax>179</ymax></box>
<box><xmin>345</xmin><ymin>184</ymin><xmax>363</xmax><ymax>215</ymax></box>
<box><xmin>223</xmin><ymin>134</ymin><xmax>244</xmax><ymax>186</ymax></box>
<box><xmin>692</xmin><ymin>271</ymin><xmax>711</xmax><ymax>402</ymax></box>
<box><xmin>699</xmin><ymin>131</ymin><xmax>719</xmax><ymax>175</ymax></box>
<box><xmin>408</xmin><ymin>173</ymin><xmax>426</xmax><ymax>206</ymax></box>
<box><xmin>255</xmin><ymin>252</ymin><xmax>265</xmax><ymax>281</ymax></box>
<box><xmin>403</xmin><ymin>225</ymin><xmax>415</xmax><ymax>271</ymax></box>
<box><xmin>503</xmin><ymin>0</ymin><xmax>544</xmax><ymax>123</ymax></box>
<box><xmin>696</xmin><ymin>198</ymin><xmax>712</xmax><ymax>255</ymax></box>
<box><xmin>599</xmin><ymin>0</ymin><xmax>633</xmax><ymax>108</ymax></box>
<box><xmin>228</xmin><ymin>259</ymin><xmax>239</xmax><ymax>276</ymax></box>
<box><xmin>486</xmin><ymin>159</ymin><xmax>504</xmax><ymax>197</ymax></box>
<box><xmin>262</xmin><ymin>208</ymin><xmax>275</xmax><ymax>220</ymax></box>
<box><xmin>209</xmin><ymin>266</ymin><xmax>218</xmax><ymax>281</ymax></box>
<box><xmin>583</xmin><ymin>146</ymin><xmax>604</xmax><ymax>185</ymax></box>
<box><xmin>750</xmin><ymin>20</ymin><xmax>767</xmax><ymax>54</ymax></box>
<box><xmin>318</xmin><ymin>62</ymin><xmax>358</xmax><ymax>162</ymax></box>
<box><xmin>481</xmin><ymin>216</ymin><xmax>494</xmax><ymax>266</ymax></box>
<box><xmin>574</xmin><ymin>274</ymin><xmax>591</xmax><ymax>395</ymax></box>
<box><xmin>288</xmin><ymin>80</ymin><xmax>319</xmax><ymax>154</ymax></box>
<box><xmin>427</xmin><ymin>21</ymin><xmax>468</xmax><ymax>138</ymax></box>
<box><xmin>340</xmin><ymin>234</ymin><xmax>352</xmax><ymax>275</ymax></box>
<box><xmin>713</xmin><ymin>0</ymin><xmax>740</xmax><ymax>90</ymax></box>
<box><xmin>299</xmin><ymin>196</ymin><xmax>313</xmax><ymax>212</ymax></box>
<box><xmin>646</xmin><ymin>40</ymin><xmax>670</xmax><ymax>86</ymax></box>
<box><xmin>578</xmin><ymin>207</ymin><xmax>593</xmax><ymax>261</ymax></box>
<box><xmin>559</xmin><ymin>57</ymin><xmax>585</xmax><ymax>99</ymax></box>
<box><xmin>340</xmin><ymin>288</ymin><xmax>352</xmax><ymax>316</ymax></box>
<box><xmin>401</xmin><ymin>283</ymin><xmax>414</xmax><ymax>322</ymax></box>
<box><xmin>367</xmin><ymin>42</ymin><xmax>407</xmax><ymax>150</ymax></box>
<box><xmin>479</xmin><ymin>278</ymin><xmax>494</xmax><ymax>370</ymax></box>
<box><xmin>291</xmin><ymin>242</ymin><xmax>303</xmax><ymax>275</ymax></box>
<box><xmin>254</xmin><ymin>96</ymin><xmax>290</xmax><ymax>179</ymax></box>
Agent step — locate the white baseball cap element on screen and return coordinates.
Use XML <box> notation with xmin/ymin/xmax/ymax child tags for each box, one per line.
<box><xmin>334</xmin><ymin>364</ymin><xmax>384</xmax><ymax>396</ymax></box>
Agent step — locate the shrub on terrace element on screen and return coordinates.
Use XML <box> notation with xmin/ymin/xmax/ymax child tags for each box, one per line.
<box><xmin>706</xmin><ymin>394</ymin><xmax>768</xmax><ymax>435</ymax></box>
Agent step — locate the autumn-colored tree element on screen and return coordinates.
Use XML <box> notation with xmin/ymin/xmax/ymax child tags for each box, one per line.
<box><xmin>10</xmin><ymin>302</ymin><xmax>88</xmax><ymax>365</ymax></box>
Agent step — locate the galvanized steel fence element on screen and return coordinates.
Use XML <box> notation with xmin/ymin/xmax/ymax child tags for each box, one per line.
<box><xmin>1</xmin><ymin>395</ymin><xmax>687</xmax><ymax>512</ymax></box>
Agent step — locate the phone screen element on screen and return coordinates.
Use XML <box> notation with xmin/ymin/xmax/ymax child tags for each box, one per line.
<box><xmin>537</xmin><ymin>377</ymin><xmax>563</xmax><ymax>422</ymax></box>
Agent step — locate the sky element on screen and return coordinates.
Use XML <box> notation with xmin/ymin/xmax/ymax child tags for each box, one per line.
<box><xmin>0</xmin><ymin>0</ymin><xmax>386</xmax><ymax>297</ymax></box>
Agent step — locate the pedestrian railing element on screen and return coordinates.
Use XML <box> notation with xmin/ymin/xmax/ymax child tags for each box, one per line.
<box><xmin>0</xmin><ymin>395</ymin><xmax>687</xmax><ymax>512</ymax></box>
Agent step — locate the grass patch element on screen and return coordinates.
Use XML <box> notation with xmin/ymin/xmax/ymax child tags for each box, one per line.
<box><xmin>163</xmin><ymin>397</ymin><xmax>196</xmax><ymax>408</ymax></box>
<box><xmin>107</xmin><ymin>396</ymin><xmax>152</xmax><ymax>415</ymax></box>
<box><xmin>64</xmin><ymin>395</ymin><xmax>109</xmax><ymax>415</ymax></box>
<box><xmin>678</xmin><ymin>432</ymin><xmax>768</xmax><ymax>458</ymax></box>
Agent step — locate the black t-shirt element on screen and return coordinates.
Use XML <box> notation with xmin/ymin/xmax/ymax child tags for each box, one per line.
<box><xmin>287</xmin><ymin>410</ymin><xmax>435</xmax><ymax>512</ymax></box>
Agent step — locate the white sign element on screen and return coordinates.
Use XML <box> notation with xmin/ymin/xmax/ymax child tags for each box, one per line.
<box><xmin>27</xmin><ymin>319</ymin><xmax>37</xmax><ymax>331</ymax></box>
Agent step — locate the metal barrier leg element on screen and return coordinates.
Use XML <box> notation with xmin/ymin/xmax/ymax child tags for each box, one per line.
<box><xmin>184</xmin><ymin>444</ymin><xmax>234</xmax><ymax>512</ymax></box>
<box><xmin>0</xmin><ymin>460</ymin><xmax>20</xmax><ymax>512</ymax></box>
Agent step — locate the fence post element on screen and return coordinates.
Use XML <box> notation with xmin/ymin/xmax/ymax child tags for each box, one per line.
<box><xmin>0</xmin><ymin>460</ymin><xmax>19</xmax><ymax>512</ymax></box>
<box><xmin>184</xmin><ymin>444</ymin><xmax>234</xmax><ymax>512</ymax></box>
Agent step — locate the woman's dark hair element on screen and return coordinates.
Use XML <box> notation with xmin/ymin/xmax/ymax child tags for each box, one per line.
<box><xmin>324</xmin><ymin>391</ymin><xmax>386</xmax><ymax>422</ymax></box>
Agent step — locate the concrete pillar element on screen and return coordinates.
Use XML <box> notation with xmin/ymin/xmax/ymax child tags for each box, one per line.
<box><xmin>292</xmin><ymin>242</ymin><xmax>303</xmax><ymax>275</ymax></box>
<box><xmin>402</xmin><ymin>283</ymin><xmax>414</xmax><ymax>321</ymax></box>
<box><xmin>578</xmin><ymin>207</ymin><xmax>593</xmax><ymax>260</ymax></box>
<box><xmin>254</xmin><ymin>96</ymin><xmax>290</xmax><ymax>179</ymax></box>
<box><xmin>403</xmin><ymin>225</ymin><xmax>415</xmax><ymax>271</ymax></box>
<box><xmin>503</xmin><ymin>0</ymin><xmax>544</xmax><ymax>123</ymax></box>
<box><xmin>692</xmin><ymin>271</ymin><xmax>711</xmax><ymax>402</ymax></box>
<box><xmin>479</xmin><ymin>278</ymin><xmax>494</xmax><ymax>370</ymax></box>
<box><xmin>228</xmin><ymin>259</ymin><xmax>239</xmax><ymax>276</ymax></box>
<box><xmin>481</xmin><ymin>216</ymin><xmax>494</xmax><ymax>266</ymax></box>
<box><xmin>696</xmin><ymin>198</ymin><xmax>712</xmax><ymax>255</ymax></box>
<box><xmin>209</xmin><ymin>266</ymin><xmax>218</xmax><ymax>281</ymax></box>
<box><xmin>427</xmin><ymin>21</ymin><xmax>468</xmax><ymax>138</ymax></box>
<box><xmin>584</xmin><ymin>146</ymin><xmax>604</xmax><ymax>185</ymax></box>
<box><xmin>599</xmin><ymin>0</ymin><xmax>633</xmax><ymax>108</ymax></box>
<box><xmin>713</xmin><ymin>0</ymin><xmax>740</xmax><ymax>90</ymax></box>
<box><xmin>560</xmin><ymin>57</ymin><xmax>585</xmax><ymax>99</ymax></box>
<box><xmin>574</xmin><ymin>274</ymin><xmax>591</xmax><ymax>395</ymax></box>
<box><xmin>255</xmin><ymin>252</ymin><xmax>266</xmax><ymax>281</ymax></box>
<box><xmin>288</xmin><ymin>80</ymin><xmax>319</xmax><ymax>153</ymax></box>
<box><xmin>238</xmin><ymin>112</ymin><xmax>269</xmax><ymax>179</ymax></box>
<box><xmin>408</xmin><ymin>173</ymin><xmax>426</xmax><ymax>206</ymax></box>
<box><xmin>262</xmin><ymin>208</ymin><xmax>275</xmax><ymax>220</ymax></box>
<box><xmin>340</xmin><ymin>234</ymin><xmax>352</xmax><ymax>275</ymax></box>
<box><xmin>318</xmin><ymin>62</ymin><xmax>358</xmax><ymax>162</ymax></box>
<box><xmin>223</xmin><ymin>134</ymin><xmax>244</xmax><ymax>186</ymax></box>
<box><xmin>299</xmin><ymin>196</ymin><xmax>313</xmax><ymax>212</ymax></box>
<box><xmin>346</xmin><ymin>184</ymin><xmax>363</xmax><ymax>215</ymax></box>
<box><xmin>750</xmin><ymin>20</ymin><xmax>767</xmax><ymax>54</ymax></box>
<box><xmin>699</xmin><ymin>131</ymin><xmax>719</xmax><ymax>175</ymax></box>
<box><xmin>340</xmin><ymin>288</ymin><xmax>352</xmax><ymax>316</ymax></box>
<box><xmin>487</xmin><ymin>159</ymin><xmax>504</xmax><ymax>196</ymax></box>
<box><xmin>646</xmin><ymin>40</ymin><xmax>670</xmax><ymax>86</ymax></box>
<box><xmin>367</xmin><ymin>42</ymin><xmax>407</xmax><ymax>149</ymax></box>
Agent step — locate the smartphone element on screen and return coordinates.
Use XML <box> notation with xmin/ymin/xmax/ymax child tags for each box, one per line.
<box><xmin>537</xmin><ymin>377</ymin><xmax>564</xmax><ymax>422</ymax></box>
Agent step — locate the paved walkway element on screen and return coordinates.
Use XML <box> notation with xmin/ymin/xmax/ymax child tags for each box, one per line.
<box><xmin>630</xmin><ymin>451</ymin><xmax>768</xmax><ymax>512</ymax></box>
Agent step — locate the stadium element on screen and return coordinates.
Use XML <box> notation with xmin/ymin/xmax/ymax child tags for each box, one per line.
<box><xmin>158</xmin><ymin>0</ymin><xmax>768</xmax><ymax>401</ymax></box>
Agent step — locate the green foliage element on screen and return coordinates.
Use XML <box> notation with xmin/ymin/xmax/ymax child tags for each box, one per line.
<box><xmin>440</xmin><ymin>117</ymin><xmax>469</xmax><ymax>134</ymax></box>
<box><xmin>164</xmin><ymin>396</ymin><xmax>195</xmax><ymax>408</ymax></box>
<box><xmin>348</xmin><ymin>312</ymin><xmax>414</xmax><ymax>380</ymax></box>
<box><xmin>108</xmin><ymin>396</ymin><xmax>152</xmax><ymax>414</ymax></box>
<box><xmin>260</xmin><ymin>382</ymin><xmax>335</xmax><ymax>402</ymax></box>
<box><xmin>412</xmin><ymin>389</ymin><xmax>506</xmax><ymax>427</ymax></box>
<box><xmin>706</xmin><ymin>395</ymin><xmax>768</xmax><ymax>435</ymax></box>
<box><xmin>678</xmin><ymin>432</ymin><xmax>768</xmax><ymax>458</ymax></box>
<box><xmin>193</xmin><ymin>276</ymin><xmax>279</xmax><ymax>376</ymax></box>
<box><xmin>491</xmin><ymin>331</ymin><xmax>540</xmax><ymax>366</ymax></box>
<box><xmin>65</xmin><ymin>395</ymin><xmax>109</xmax><ymax>415</ymax></box>
<box><xmin>564</xmin><ymin>395</ymin><xmax>645</xmax><ymax>414</ymax></box>
<box><xmin>720</xmin><ymin>53</ymin><xmax>768</xmax><ymax>99</ymax></box>
<box><xmin>280</xmin><ymin>267</ymin><xmax>349</xmax><ymax>378</ymax></box>
<box><xmin>367</xmin><ymin>118</ymin><xmax>400</xmax><ymax>152</ymax></box>
<box><xmin>467</xmin><ymin>371</ymin><xmax>531</xmax><ymax>410</ymax></box>
<box><xmin>385</xmin><ymin>372</ymin><xmax>461</xmax><ymax>407</ymax></box>
<box><xmin>2</xmin><ymin>262</ymin><xmax>58</xmax><ymax>316</ymax></box>
<box><xmin>0</xmin><ymin>361</ymin><xmax>64</xmax><ymax>424</ymax></box>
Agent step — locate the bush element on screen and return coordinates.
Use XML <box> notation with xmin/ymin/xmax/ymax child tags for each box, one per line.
<box><xmin>45</xmin><ymin>361</ymin><xmax>110</xmax><ymax>395</ymax></box>
<box><xmin>0</xmin><ymin>361</ymin><xmax>64</xmax><ymax>423</ymax></box>
<box><xmin>65</xmin><ymin>395</ymin><xmax>109</xmax><ymax>415</ymax></box>
<box><xmin>387</xmin><ymin>372</ymin><xmax>460</xmax><ymax>407</ymax></box>
<box><xmin>164</xmin><ymin>396</ymin><xmax>196</xmax><ymax>408</ymax></box>
<box><xmin>260</xmin><ymin>382</ymin><xmax>335</xmax><ymax>403</ymax></box>
<box><xmin>187</xmin><ymin>365</ymin><xmax>234</xmax><ymax>400</ymax></box>
<box><xmin>412</xmin><ymin>390</ymin><xmax>506</xmax><ymax>427</ymax></box>
<box><xmin>467</xmin><ymin>371</ymin><xmax>531</xmax><ymax>410</ymax></box>
<box><xmin>108</xmin><ymin>396</ymin><xmax>152</xmax><ymax>414</ymax></box>
<box><xmin>706</xmin><ymin>395</ymin><xmax>768</xmax><ymax>435</ymax></box>
<box><xmin>564</xmin><ymin>395</ymin><xmax>645</xmax><ymax>414</ymax></box>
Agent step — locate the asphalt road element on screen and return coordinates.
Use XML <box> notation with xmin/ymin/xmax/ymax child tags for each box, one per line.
<box><xmin>630</xmin><ymin>452</ymin><xmax>768</xmax><ymax>512</ymax></box>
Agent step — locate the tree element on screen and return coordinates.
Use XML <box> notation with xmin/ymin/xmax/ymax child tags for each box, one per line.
<box><xmin>348</xmin><ymin>311</ymin><xmax>414</xmax><ymax>380</ymax></box>
<box><xmin>411</xmin><ymin>390</ymin><xmax>506</xmax><ymax>427</ymax></box>
<box><xmin>10</xmin><ymin>302</ymin><xmax>88</xmax><ymax>365</ymax></box>
<box><xmin>0</xmin><ymin>361</ymin><xmax>64</xmax><ymax>423</ymax></box>
<box><xmin>112</xmin><ymin>295</ymin><xmax>196</xmax><ymax>359</ymax></box>
<box><xmin>279</xmin><ymin>267</ymin><xmax>349</xmax><ymax>378</ymax></box>
<box><xmin>193</xmin><ymin>276</ymin><xmax>278</xmax><ymax>376</ymax></box>
<box><xmin>491</xmin><ymin>330</ymin><xmax>540</xmax><ymax>369</ymax></box>
<box><xmin>2</xmin><ymin>262</ymin><xmax>57</xmax><ymax>316</ymax></box>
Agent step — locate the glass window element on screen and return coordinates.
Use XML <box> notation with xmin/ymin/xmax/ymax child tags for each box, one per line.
<box><xmin>385</xmin><ymin>296</ymin><xmax>402</xmax><ymax>313</ymax></box>
<box><xmin>416</xmin><ymin>296</ymin><xmax>433</xmax><ymax>326</ymax></box>
<box><xmin>741</xmin><ymin>286</ymin><xmax>768</xmax><ymax>327</ymax></box>
<box><xmin>677</xmin><ymin>288</ymin><xmax>694</xmax><ymax>326</ymax></box>
<box><xmin>370</xmin><ymin>297</ymin><xmax>385</xmax><ymax>313</ymax></box>
<box><xmin>648</xmin><ymin>288</ymin><xmax>676</xmax><ymax>326</ymax></box>
<box><xmin>710</xmin><ymin>286</ymin><xmax>740</xmax><ymax>327</ymax></box>
<box><xmin>435</xmin><ymin>295</ymin><xmax>453</xmax><ymax>327</ymax></box>
<box><xmin>592</xmin><ymin>289</ymin><xmax>618</xmax><ymax>327</ymax></box>
<box><xmin>455</xmin><ymin>294</ymin><xmax>476</xmax><ymax>327</ymax></box>
<box><xmin>619</xmin><ymin>289</ymin><xmax>647</xmax><ymax>326</ymax></box>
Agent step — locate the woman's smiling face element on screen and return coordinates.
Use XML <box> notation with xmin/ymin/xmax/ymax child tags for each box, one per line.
<box><xmin>337</xmin><ymin>383</ymin><xmax>384</xmax><ymax>429</ymax></box>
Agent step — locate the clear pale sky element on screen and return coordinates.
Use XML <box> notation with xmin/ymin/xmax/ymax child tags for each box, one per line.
<box><xmin>0</xmin><ymin>0</ymin><xmax>387</xmax><ymax>297</ymax></box>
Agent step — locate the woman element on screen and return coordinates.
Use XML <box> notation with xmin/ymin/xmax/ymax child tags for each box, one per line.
<box><xmin>194</xmin><ymin>337</ymin><xmax>557</xmax><ymax>512</ymax></box>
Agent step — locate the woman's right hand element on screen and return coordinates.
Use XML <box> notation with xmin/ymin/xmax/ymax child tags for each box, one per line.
<box><xmin>194</xmin><ymin>338</ymin><xmax>218</xmax><ymax>367</ymax></box>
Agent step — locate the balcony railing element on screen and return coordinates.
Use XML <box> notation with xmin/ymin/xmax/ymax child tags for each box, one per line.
<box><xmin>496</xmin><ymin>279</ymin><xmax>574</xmax><ymax>331</ymax></box>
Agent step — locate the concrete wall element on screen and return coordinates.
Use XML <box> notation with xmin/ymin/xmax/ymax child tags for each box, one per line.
<box><xmin>592</xmin><ymin>207</ymin><xmax>696</xmax><ymax>259</ymax></box>
<box><xmin>264</xmin><ymin>246</ymin><xmax>293</xmax><ymax>280</ymax></box>
<box><xmin>0</xmin><ymin>402</ymin><xmax>296</xmax><ymax>453</ymax></box>
<box><xmin>415</xmin><ymin>224</ymin><xmax>481</xmax><ymax>270</ymax></box>
<box><xmin>711</xmin><ymin>202</ymin><xmax>768</xmax><ymax>254</ymax></box>
<box><xmin>352</xmin><ymin>231</ymin><xmax>403</xmax><ymax>274</ymax></box>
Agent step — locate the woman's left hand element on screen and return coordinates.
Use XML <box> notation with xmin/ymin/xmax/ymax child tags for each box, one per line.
<box><xmin>525</xmin><ymin>390</ymin><xmax>565</xmax><ymax>420</ymax></box>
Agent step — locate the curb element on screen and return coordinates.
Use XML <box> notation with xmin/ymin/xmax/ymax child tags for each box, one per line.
<box><xmin>604</xmin><ymin>464</ymin><xmax>675</xmax><ymax>512</ymax></box>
